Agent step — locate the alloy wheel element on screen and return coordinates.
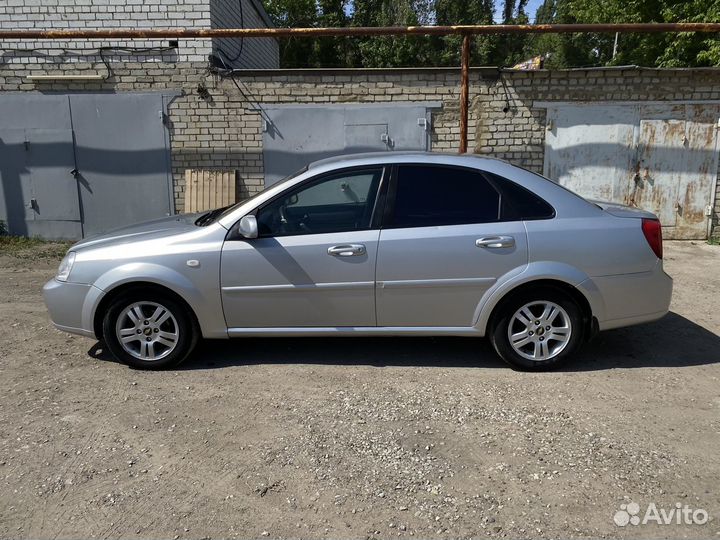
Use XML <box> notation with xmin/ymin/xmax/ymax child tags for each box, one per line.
<box><xmin>507</xmin><ymin>301</ymin><xmax>572</xmax><ymax>361</ymax></box>
<box><xmin>115</xmin><ymin>301</ymin><xmax>179</xmax><ymax>361</ymax></box>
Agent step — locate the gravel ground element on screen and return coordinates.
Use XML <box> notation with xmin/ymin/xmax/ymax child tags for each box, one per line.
<box><xmin>0</xmin><ymin>240</ymin><xmax>719</xmax><ymax>539</ymax></box>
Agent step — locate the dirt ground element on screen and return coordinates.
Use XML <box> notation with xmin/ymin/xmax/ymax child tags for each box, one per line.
<box><xmin>0</xmin><ymin>240</ymin><xmax>719</xmax><ymax>540</ymax></box>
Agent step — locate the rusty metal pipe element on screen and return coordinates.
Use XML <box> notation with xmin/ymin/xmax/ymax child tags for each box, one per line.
<box><xmin>459</xmin><ymin>35</ymin><xmax>470</xmax><ymax>154</ymax></box>
<box><xmin>2</xmin><ymin>23</ymin><xmax>720</xmax><ymax>40</ymax></box>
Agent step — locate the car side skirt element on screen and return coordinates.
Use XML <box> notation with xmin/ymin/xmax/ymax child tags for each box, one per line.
<box><xmin>227</xmin><ymin>326</ymin><xmax>484</xmax><ymax>337</ymax></box>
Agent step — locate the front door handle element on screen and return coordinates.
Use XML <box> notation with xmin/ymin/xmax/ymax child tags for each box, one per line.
<box><xmin>476</xmin><ymin>236</ymin><xmax>515</xmax><ymax>249</ymax></box>
<box><xmin>328</xmin><ymin>244</ymin><xmax>366</xmax><ymax>257</ymax></box>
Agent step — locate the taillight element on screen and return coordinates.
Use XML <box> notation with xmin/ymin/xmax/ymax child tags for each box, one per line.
<box><xmin>641</xmin><ymin>218</ymin><xmax>663</xmax><ymax>259</ymax></box>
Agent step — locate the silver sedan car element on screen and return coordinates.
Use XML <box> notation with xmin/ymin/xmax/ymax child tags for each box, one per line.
<box><xmin>43</xmin><ymin>152</ymin><xmax>672</xmax><ymax>370</ymax></box>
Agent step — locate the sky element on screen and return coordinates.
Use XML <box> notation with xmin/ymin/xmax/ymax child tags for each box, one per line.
<box><xmin>493</xmin><ymin>0</ymin><xmax>546</xmax><ymax>23</ymax></box>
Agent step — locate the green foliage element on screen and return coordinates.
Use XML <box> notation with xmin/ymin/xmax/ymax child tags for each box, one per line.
<box><xmin>658</xmin><ymin>0</ymin><xmax>720</xmax><ymax>67</ymax></box>
<box><xmin>263</xmin><ymin>0</ymin><xmax>319</xmax><ymax>67</ymax></box>
<box><xmin>435</xmin><ymin>0</ymin><xmax>495</xmax><ymax>66</ymax></box>
<box><xmin>314</xmin><ymin>0</ymin><xmax>353</xmax><ymax>67</ymax></box>
<box><xmin>350</xmin><ymin>0</ymin><xmax>437</xmax><ymax>67</ymax></box>
<box><xmin>488</xmin><ymin>0</ymin><xmax>531</xmax><ymax>66</ymax></box>
<box><xmin>263</xmin><ymin>0</ymin><xmax>496</xmax><ymax>67</ymax></box>
<box><xmin>524</xmin><ymin>0</ymin><xmax>720</xmax><ymax>68</ymax></box>
<box><xmin>261</xmin><ymin>0</ymin><xmax>720</xmax><ymax>69</ymax></box>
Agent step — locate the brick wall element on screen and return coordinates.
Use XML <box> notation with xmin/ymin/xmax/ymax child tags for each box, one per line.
<box><xmin>0</xmin><ymin>0</ymin><xmax>211</xmax><ymax>64</ymax></box>
<box><xmin>0</xmin><ymin>0</ymin><xmax>278</xmax><ymax>69</ymax></box>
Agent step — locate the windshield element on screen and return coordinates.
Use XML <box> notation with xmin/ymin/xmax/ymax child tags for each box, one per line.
<box><xmin>194</xmin><ymin>166</ymin><xmax>308</xmax><ymax>226</ymax></box>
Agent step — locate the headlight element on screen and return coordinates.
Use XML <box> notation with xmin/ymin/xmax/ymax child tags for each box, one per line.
<box><xmin>56</xmin><ymin>252</ymin><xmax>76</xmax><ymax>282</ymax></box>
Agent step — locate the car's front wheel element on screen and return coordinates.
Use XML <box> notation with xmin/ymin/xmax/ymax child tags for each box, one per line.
<box><xmin>490</xmin><ymin>287</ymin><xmax>585</xmax><ymax>370</ymax></box>
<box><xmin>103</xmin><ymin>290</ymin><xmax>198</xmax><ymax>369</ymax></box>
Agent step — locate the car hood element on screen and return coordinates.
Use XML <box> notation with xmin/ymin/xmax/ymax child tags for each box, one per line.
<box><xmin>590</xmin><ymin>199</ymin><xmax>658</xmax><ymax>220</ymax></box>
<box><xmin>71</xmin><ymin>213</ymin><xmax>203</xmax><ymax>251</ymax></box>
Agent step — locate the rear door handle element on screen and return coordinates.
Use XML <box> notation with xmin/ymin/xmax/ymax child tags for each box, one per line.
<box><xmin>476</xmin><ymin>236</ymin><xmax>515</xmax><ymax>249</ymax></box>
<box><xmin>328</xmin><ymin>244</ymin><xmax>366</xmax><ymax>257</ymax></box>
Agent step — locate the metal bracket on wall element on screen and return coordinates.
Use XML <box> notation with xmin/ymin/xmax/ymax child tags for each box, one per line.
<box><xmin>417</xmin><ymin>117</ymin><xmax>430</xmax><ymax>131</ymax></box>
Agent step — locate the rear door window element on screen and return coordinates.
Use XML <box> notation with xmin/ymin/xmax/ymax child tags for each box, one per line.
<box><xmin>388</xmin><ymin>165</ymin><xmax>501</xmax><ymax>228</ymax></box>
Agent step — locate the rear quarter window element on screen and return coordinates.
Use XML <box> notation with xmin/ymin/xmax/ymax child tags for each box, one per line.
<box><xmin>485</xmin><ymin>172</ymin><xmax>556</xmax><ymax>221</ymax></box>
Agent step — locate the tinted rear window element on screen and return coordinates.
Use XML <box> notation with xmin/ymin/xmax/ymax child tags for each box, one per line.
<box><xmin>389</xmin><ymin>165</ymin><xmax>501</xmax><ymax>228</ymax></box>
<box><xmin>487</xmin><ymin>172</ymin><xmax>555</xmax><ymax>220</ymax></box>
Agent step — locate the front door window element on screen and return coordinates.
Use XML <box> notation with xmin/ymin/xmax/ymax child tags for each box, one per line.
<box><xmin>257</xmin><ymin>168</ymin><xmax>383</xmax><ymax>237</ymax></box>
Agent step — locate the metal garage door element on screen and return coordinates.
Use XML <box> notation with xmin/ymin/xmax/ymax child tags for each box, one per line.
<box><xmin>262</xmin><ymin>104</ymin><xmax>435</xmax><ymax>186</ymax></box>
<box><xmin>70</xmin><ymin>94</ymin><xmax>175</xmax><ymax>236</ymax></box>
<box><xmin>0</xmin><ymin>93</ymin><xmax>175</xmax><ymax>240</ymax></box>
<box><xmin>0</xmin><ymin>95</ymin><xmax>82</xmax><ymax>239</ymax></box>
<box><xmin>543</xmin><ymin>102</ymin><xmax>719</xmax><ymax>239</ymax></box>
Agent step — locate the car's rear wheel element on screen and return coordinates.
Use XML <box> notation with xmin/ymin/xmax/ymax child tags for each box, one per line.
<box><xmin>103</xmin><ymin>290</ymin><xmax>198</xmax><ymax>369</ymax></box>
<box><xmin>490</xmin><ymin>287</ymin><xmax>585</xmax><ymax>370</ymax></box>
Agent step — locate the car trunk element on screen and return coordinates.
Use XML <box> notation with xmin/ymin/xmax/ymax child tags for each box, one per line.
<box><xmin>589</xmin><ymin>199</ymin><xmax>658</xmax><ymax>221</ymax></box>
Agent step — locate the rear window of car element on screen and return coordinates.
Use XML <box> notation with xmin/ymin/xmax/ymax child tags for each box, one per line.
<box><xmin>389</xmin><ymin>165</ymin><xmax>501</xmax><ymax>228</ymax></box>
<box><xmin>486</xmin><ymin>172</ymin><xmax>556</xmax><ymax>221</ymax></box>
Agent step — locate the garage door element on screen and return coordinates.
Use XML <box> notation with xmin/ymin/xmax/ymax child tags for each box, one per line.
<box><xmin>0</xmin><ymin>95</ymin><xmax>82</xmax><ymax>239</ymax></box>
<box><xmin>262</xmin><ymin>104</ymin><xmax>435</xmax><ymax>186</ymax></box>
<box><xmin>70</xmin><ymin>94</ymin><xmax>175</xmax><ymax>236</ymax></box>
<box><xmin>0</xmin><ymin>93</ymin><xmax>176</xmax><ymax>240</ymax></box>
<box><xmin>543</xmin><ymin>102</ymin><xmax>719</xmax><ymax>239</ymax></box>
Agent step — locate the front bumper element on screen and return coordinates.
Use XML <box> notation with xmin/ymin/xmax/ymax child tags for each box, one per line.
<box><xmin>42</xmin><ymin>278</ymin><xmax>99</xmax><ymax>338</ymax></box>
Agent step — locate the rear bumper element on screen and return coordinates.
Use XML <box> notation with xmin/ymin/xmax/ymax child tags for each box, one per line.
<box><xmin>578</xmin><ymin>261</ymin><xmax>673</xmax><ymax>331</ymax></box>
<box><xmin>42</xmin><ymin>278</ymin><xmax>99</xmax><ymax>338</ymax></box>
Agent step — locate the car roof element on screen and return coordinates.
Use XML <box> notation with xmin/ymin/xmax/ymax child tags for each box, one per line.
<box><xmin>308</xmin><ymin>151</ymin><xmax>508</xmax><ymax>170</ymax></box>
<box><xmin>218</xmin><ymin>150</ymin><xmax>603</xmax><ymax>229</ymax></box>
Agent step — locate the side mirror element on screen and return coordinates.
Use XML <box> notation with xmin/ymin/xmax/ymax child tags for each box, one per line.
<box><xmin>237</xmin><ymin>215</ymin><xmax>258</xmax><ymax>239</ymax></box>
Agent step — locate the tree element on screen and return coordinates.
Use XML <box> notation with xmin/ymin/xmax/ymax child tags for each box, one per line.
<box><xmin>349</xmin><ymin>0</ymin><xmax>436</xmax><ymax>67</ymax></box>
<box><xmin>522</xmin><ymin>0</ymin><xmax>560</xmax><ymax>66</ymax></box>
<box><xmin>658</xmin><ymin>0</ymin><xmax>720</xmax><ymax>67</ymax></box>
<box><xmin>434</xmin><ymin>0</ymin><xmax>495</xmax><ymax>66</ymax></box>
<box><xmin>262</xmin><ymin>0</ymin><xmax>720</xmax><ymax>69</ymax></box>
<box><xmin>488</xmin><ymin>0</ymin><xmax>530</xmax><ymax>66</ymax></box>
<box><xmin>315</xmin><ymin>0</ymin><xmax>351</xmax><ymax>67</ymax></box>
<box><xmin>523</xmin><ymin>0</ymin><xmax>720</xmax><ymax>68</ymax></box>
<box><xmin>263</xmin><ymin>0</ymin><xmax>320</xmax><ymax>67</ymax></box>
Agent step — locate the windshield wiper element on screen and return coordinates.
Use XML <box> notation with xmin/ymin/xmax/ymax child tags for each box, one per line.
<box><xmin>195</xmin><ymin>206</ymin><xmax>230</xmax><ymax>226</ymax></box>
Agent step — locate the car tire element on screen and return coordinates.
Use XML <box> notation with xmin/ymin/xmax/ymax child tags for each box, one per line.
<box><xmin>490</xmin><ymin>287</ymin><xmax>585</xmax><ymax>371</ymax></box>
<box><xmin>102</xmin><ymin>289</ymin><xmax>198</xmax><ymax>370</ymax></box>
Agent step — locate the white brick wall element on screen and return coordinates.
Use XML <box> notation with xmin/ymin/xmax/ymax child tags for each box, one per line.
<box><xmin>0</xmin><ymin>0</ymin><xmax>277</xmax><ymax>66</ymax></box>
